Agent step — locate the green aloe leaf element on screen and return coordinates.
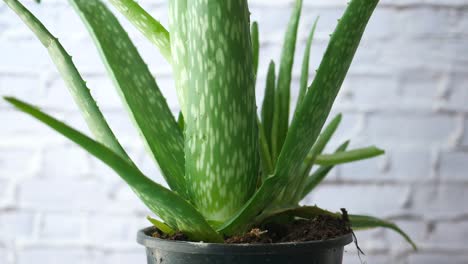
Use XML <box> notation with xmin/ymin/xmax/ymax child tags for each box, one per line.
<box><xmin>70</xmin><ymin>0</ymin><xmax>186</xmax><ymax>197</ymax></box>
<box><xmin>349</xmin><ymin>214</ymin><xmax>417</xmax><ymax>250</ymax></box>
<box><xmin>170</xmin><ymin>0</ymin><xmax>259</xmax><ymax>222</ymax></box>
<box><xmin>272</xmin><ymin>0</ymin><xmax>302</xmax><ymax>157</ymax></box>
<box><xmin>261</xmin><ymin>61</ymin><xmax>276</xmax><ymax>156</ymax></box>
<box><xmin>313</xmin><ymin>146</ymin><xmax>384</xmax><ymax>166</ymax></box>
<box><xmin>147</xmin><ymin>216</ymin><xmax>176</xmax><ymax>236</ymax></box>
<box><xmin>4</xmin><ymin>97</ymin><xmax>222</xmax><ymax>243</ymax></box>
<box><xmin>257</xmin><ymin>118</ymin><xmax>274</xmax><ymax>176</ymax></box>
<box><xmin>283</xmin><ymin>113</ymin><xmax>342</xmax><ymax>204</ymax></box>
<box><xmin>108</xmin><ymin>0</ymin><xmax>171</xmax><ymax>62</ymax></box>
<box><xmin>177</xmin><ymin>112</ymin><xmax>184</xmax><ymax>132</ymax></box>
<box><xmin>301</xmin><ymin>140</ymin><xmax>349</xmax><ymax>199</ymax></box>
<box><xmin>251</xmin><ymin>21</ymin><xmax>259</xmax><ymax>79</ymax></box>
<box><xmin>220</xmin><ymin>0</ymin><xmax>379</xmax><ymax>235</ymax></box>
<box><xmin>297</xmin><ymin>17</ymin><xmax>319</xmax><ymax>107</ymax></box>
<box><xmin>3</xmin><ymin>0</ymin><xmax>128</xmax><ymax>160</ymax></box>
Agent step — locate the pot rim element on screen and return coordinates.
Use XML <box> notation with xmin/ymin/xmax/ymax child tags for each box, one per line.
<box><xmin>137</xmin><ymin>226</ymin><xmax>353</xmax><ymax>254</ymax></box>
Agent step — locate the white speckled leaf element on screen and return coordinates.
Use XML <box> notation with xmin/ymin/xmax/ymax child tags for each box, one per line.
<box><xmin>70</xmin><ymin>0</ymin><xmax>186</xmax><ymax>197</ymax></box>
<box><xmin>168</xmin><ymin>0</ymin><xmax>189</xmax><ymax>118</ymax></box>
<box><xmin>170</xmin><ymin>0</ymin><xmax>259</xmax><ymax>222</ymax></box>
<box><xmin>3</xmin><ymin>0</ymin><xmax>128</xmax><ymax>160</ymax></box>
<box><xmin>5</xmin><ymin>97</ymin><xmax>223</xmax><ymax>243</ymax></box>
<box><xmin>108</xmin><ymin>0</ymin><xmax>171</xmax><ymax>62</ymax></box>
<box><xmin>220</xmin><ymin>0</ymin><xmax>379</xmax><ymax>235</ymax></box>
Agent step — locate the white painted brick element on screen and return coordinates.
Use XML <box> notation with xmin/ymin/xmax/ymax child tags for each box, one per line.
<box><xmin>446</xmin><ymin>72</ymin><xmax>468</xmax><ymax>112</ymax></box>
<box><xmin>16</xmin><ymin>248</ymin><xmax>90</xmax><ymax>264</ymax></box>
<box><xmin>386</xmin><ymin>147</ymin><xmax>433</xmax><ymax>182</ymax></box>
<box><xmin>40</xmin><ymin>213</ymin><xmax>83</xmax><ymax>241</ymax></box>
<box><xmin>305</xmin><ymin>185</ymin><xmax>411</xmax><ymax>217</ymax></box>
<box><xmin>439</xmin><ymin>151</ymin><xmax>468</xmax><ymax>181</ymax></box>
<box><xmin>85</xmin><ymin>215</ymin><xmax>133</xmax><ymax>244</ymax></box>
<box><xmin>412</xmin><ymin>184</ymin><xmax>468</xmax><ymax>219</ymax></box>
<box><xmin>0</xmin><ymin>147</ymin><xmax>39</xmax><ymax>178</ymax></box>
<box><xmin>41</xmin><ymin>145</ymin><xmax>89</xmax><ymax>179</ymax></box>
<box><xmin>428</xmin><ymin>221</ymin><xmax>468</xmax><ymax>250</ymax></box>
<box><xmin>17</xmin><ymin>178</ymin><xmax>109</xmax><ymax>211</ymax></box>
<box><xmin>343</xmin><ymin>254</ymin><xmax>392</xmax><ymax>264</ymax></box>
<box><xmin>97</xmin><ymin>250</ymin><xmax>146</xmax><ymax>264</ymax></box>
<box><xmin>406</xmin><ymin>253</ymin><xmax>468</xmax><ymax>264</ymax></box>
<box><xmin>463</xmin><ymin>118</ymin><xmax>468</xmax><ymax>147</ymax></box>
<box><xmin>0</xmin><ymin>211</ymin><xmax>35</xmax><ymax>242</ymax></box>
<box><xmin>365</xmin><ymin>114</ymin><xmax>456</xmax><ymax>146</ymax></box>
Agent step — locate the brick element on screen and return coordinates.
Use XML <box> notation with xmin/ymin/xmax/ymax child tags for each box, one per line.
<box><xmin>463</xmin><ymin>118</ymin><xmax>468</xmax><ymax>147</ymax></box>
<box><xmin>97</xmin><ymin>250</ymin><xmax>146</xmax><ymax>264</ymax></box>
<box><xmin>85</xmin><ymin>215</ymin><xmax>133</xmax><ymax>244</ymax></box>
<box><xmin>412</xmin><ymin>184</ymin><xmax>468</xmax><ymax>219</ymax></box>
<box><xmin>17</xmin><ymin>178</ymin><xmax>109</xmax><ymax>211</ymax></box>
<box><xmin>0</xmin><ymin>211</ymin><xmax>34</xmax><ymax>242</ymax></box>
<box><xmin>439</xmin><ymin>151</ymin><xmax>468</xmax><ymax>181</ymax></box>
<box><xmin>17</xmin><ymin>248</ymin><xmax>90</xmax><ymax>264</ymax></box>
<box><xmin>0</xmin><ymin>147</ymin><xmax>38</xmax><ymax>178</ymax></box>
<box><xmin>446</xmin><ymin>72</ymin><xmax>468</xmax><ymax>112</ymax></box>
<box><xmin>406</xmin><ymin>253</ymin><xmax>468</xmax><ymax>264</ymax></box>
<box><xmin>428</xmin><ymin>221</ymin><xmax>468</xmax><ymax>249</ymax></box>
<box><xmin>304</xmin><ymin>185</ymin><xmax>410</xmax><ymax>217</ymax></box>
<box><xmin>386</xmin><ymin>147</ymin><xmax>433</xmax><ymax>182</ymax></box>
<box><xmin>365</xmin><ymin>114</ymin><xmax>456</xmax><ymax>146</ymax></box>
<box><xmin>40</xmin><ymin>213</ymin><xmax>83</xmax><ymax>240</ymax></box>
<box><xmin>41</xmin><ymin>145</ymin><xmax>89</xmax><ymax>179</ymax></box>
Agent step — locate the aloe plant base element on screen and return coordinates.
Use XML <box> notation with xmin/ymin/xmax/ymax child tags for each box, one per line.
<box><xmin>137</xmin><ymin>227</ymin><xmax>353</xmax><ymax>264</ymax></box>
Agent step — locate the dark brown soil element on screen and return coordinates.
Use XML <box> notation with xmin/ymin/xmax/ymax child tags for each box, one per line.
<box><xmin>151</xmin><ymin>213</ymin><xmax>351</xmax><ymax>244</ymax></box>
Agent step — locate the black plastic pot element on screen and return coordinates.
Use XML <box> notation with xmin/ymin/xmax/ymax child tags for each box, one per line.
<box><xmin>137</xmin><ymin>227</ymin><xmax>353</xmax><ymax>264</ymax></box>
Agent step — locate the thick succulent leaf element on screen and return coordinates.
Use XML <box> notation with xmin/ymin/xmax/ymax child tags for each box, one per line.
<box><xmin>300</xmin><ymin>140</ymin><xmax>349</xmax><ymax>199</ymax></box>
<box><xmin>220</xmin><ymin>0</ymin><xmax>379</xmax><ymax>235</ymax></box>
<box><xmin>257</xmin><ymin>118</ymin><xmax>274</xmax><ymax>176</ymax></box>
<box><xmin>177</xmin><ymin>112</ymin><xmax>184</xmax><ymax>131</ymax></box>
<box><xmin>168</xmin><ymin>0</ymin><xmax>189</xmax><ymax>117</ymax></box>
<box><xmin>272</xmin><ymin>0</ymin><xmax>302</xmax><ymax>156</ymax></box>
<box><xmin>313</xmin><ymin>146</ymin><xmax>384</xmax><ymax>166</ymax></box>
<box><xmin>3</xmin><ymin>0</ymin><xmax>128</xmax><ymax>159</ymax></box>
<box><xmin>4</xmin><ymin>97</ymin><xmax>222</xmax><ymax>243</ymax></box>
<box><xmin>261</xmin><ymin>61</ymin><xmax>276</xmax><ymax>155</ymax></box>
<box><xmin>282</xmin><ymin>114</ymin><xmax>342</xmax><ymax>204</ymax></box>
<box><xmin>70</xmin><ymin>0</ymin><xmax>186</xmax><ymax>197</ymax></box>
<box><xmin>108</xmin><ymin>0</ymin><xmax>171</xmax><ymax>62</ymax></box>
<box><xmin>251</xmin><ymin>21</ymin><xmax>259</xmax><ymax>79</ymax></box>
<box><xmin>349</xmin><ymin>215</ymin><xmax>417</xmax><ymax>250</ymax></box>
<box><xmin>172</xmin><ymin>0</ymin><xmax>259</xmax><ymax>222</ymax></box>
<box><xmin>147</xmin><ymin>216</ymin><xmax>176</xmax><ymax>236</ymax></box>
<box><xmin>297</xmin><ymin>17</ymin><xmax>319</xmax><ymax>108</ymax></box>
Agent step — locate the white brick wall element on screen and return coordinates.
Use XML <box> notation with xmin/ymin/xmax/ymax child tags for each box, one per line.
<box><xmin>1</xmin><ymin>0</ymin><xmax>467</xmax><ymax>263</ymax></box>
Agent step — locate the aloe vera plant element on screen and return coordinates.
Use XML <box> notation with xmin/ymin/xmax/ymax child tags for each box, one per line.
<box><xmin>3</xmin><ymin>0</ymin><xmax>416</xmax><ymax>249</ymax></box>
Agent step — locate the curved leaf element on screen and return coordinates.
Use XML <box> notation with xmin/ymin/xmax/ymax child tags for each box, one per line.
<box><xmin>220</xmin><ymin>0</ymin><xmax>380</xmax><ymax>235</ymax></box>
<box><xmin>108</xmin><ymin>0</ymin><xmax>171</xmax><ymax>61</ymax></box>
<box><xmin>349</xmin><ymin>214</ymin><xmax>417</xmax><ymax>250</ymax></box>
<box><xmin>272</xmin><ymin>0</ymin><xmax>302</xmax><ymax>157</ymax></box>
<box><xmin>261</xmin><ymin>61</ymin><xmax>276</xmax><ymax>156</ymax></box>
<box><xmin>301</xmin><ymin>140</ymin><xmax>349</xmax><ymax>199</ymax></box>
<box><xmin>70</xmin><ymin>0</ymin><xmax>186</xmax><ymax>197</ymax></box>
<box><xmin>4</xmin><ymin>97</ymin><xmax>222</xmax><ymax>243</ymax></box>
<box><xmin>251</xmin><ymin>21</ymin><xmax>259</xmax><ymax>79</ymax></box>
<box><xmin>3</xmin><ymin>0</ymin><xmax>128</xmax><ymax>159</ymax></box>
<box><xmin>297</xmin><ymin>17</ymin><xmax>319</xmax><ymax>107</ymax></box>
<box><xmin>313</xmin><ymin>146</ymin><xmax>384</xmax><ymax>166</ymax></box>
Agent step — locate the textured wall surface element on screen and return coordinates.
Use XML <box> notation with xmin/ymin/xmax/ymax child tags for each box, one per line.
<box><xmin>0</xmin><ymin>0</ymin><xmax>467</xmax><ymax>263</ymax></box>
